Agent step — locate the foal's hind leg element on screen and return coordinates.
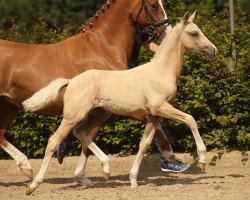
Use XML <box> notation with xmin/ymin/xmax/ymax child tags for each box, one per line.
<box><xmin>157</xmin><ymin>102</ymin><xmax>207</xmax><ymax>169</ymax></box>
<box><xmin>0</xmin><ymin>99</ymin><xmax>33</xmax><ymax>179</ymax></box>
<box><xmin>74</xmin><ymin>109</ymin><xmax>111</xmax><ymax>186</ymax></box>
<box><xmin>130</xmin><ymin>116</ymin><xmax>162</xmax><ymax>187</ymax></box>
<box><xmin>74</xmin><ymin>121</ymin><xmax>110</xmax><ymax>180</ymax></box>
<box><xmin>27</xmin><ymin>101</ymin><xmax>94</xmax><ymax>195</ymax></box>
<box><xmin>26</xmin><ymin>118</ymin><xmax>83</xmax><ymax>195</ymax></box>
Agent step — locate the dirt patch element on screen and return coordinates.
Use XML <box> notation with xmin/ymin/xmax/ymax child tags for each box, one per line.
<box><xmin>0</xmin><ymin>151</ymin><xmax>249</xmax><ymax>200</ymax></box>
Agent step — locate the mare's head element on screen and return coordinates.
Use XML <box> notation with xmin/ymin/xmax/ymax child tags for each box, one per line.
<box><xmin>131</xmin><ymin>0</ymin><xmax>168</xmax><ymax>41</ymax></box>
<box><xmin>179</xmin><ymin>12</ymin><xmax>218</xmax><ymax>58</ymax></box>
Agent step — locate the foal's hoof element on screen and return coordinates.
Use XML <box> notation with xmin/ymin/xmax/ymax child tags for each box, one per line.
<box><xmin>20</xmin><ymin>168</ymin><xmax>33</xmax><ymax>180</ymax></box>
<box><xmin>131</xmin><ymin>183</ymin><xmax>138</xmax><ymax>188</ymax></box>
<box><xmin>101</xmin><ymin>161</ymin><xmax>110</xmax><ymax>180</ymax></box>
<box><xmin>197</xmin><ymin>162</ymin><xmax>206</xmax><ymax>171</ymax></box>
<box><xmin>129</xmin><ymin>175</ymin><xmax>138</xmax><ymax>188</ymax></box>
<box><xmin>102</xmin><ymin>171</ymin><xmax>110</xmax><ymax>180</ymax></box>
<box><xmin>26</xmin><ymin>186</ymin><xmax>35</xmax><ymax>195</ymax></box>
<box><xmin>130</xmin><ymin>180</ymin><xmax>138</xmax><ymax>188</ymax></box>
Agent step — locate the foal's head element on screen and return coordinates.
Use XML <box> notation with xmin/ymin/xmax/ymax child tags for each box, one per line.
<box><xmin>180</xmin><ymin>12</ymin><xmax>218</xmax><ymax>58</ymax></box>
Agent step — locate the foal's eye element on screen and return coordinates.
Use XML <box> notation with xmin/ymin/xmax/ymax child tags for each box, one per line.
<box><xmin>191</xmin><ymin>31</ymin><xmax>199</xmax><ymax>37</ymax></box>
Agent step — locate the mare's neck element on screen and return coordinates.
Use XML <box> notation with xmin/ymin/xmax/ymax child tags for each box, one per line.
<box><xmin>77</xmin><ymin>0</ymin><xmax>136</xmax><ymax>61</ymax></box>
<box><xmin>152</xmin><ymin>23</ymin><xmax>186</xmax><ymax>82</ymax></box>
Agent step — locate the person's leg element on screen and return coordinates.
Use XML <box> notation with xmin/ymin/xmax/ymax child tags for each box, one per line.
<box><xmin>153</xmin><ymin>124</ymin><xmax>189</xmax><ymax>172</ymax></box>
<box><xmin>57</xmin><ymin>131</ymin><xmax>76</xmax><ymax>164</ymax></box>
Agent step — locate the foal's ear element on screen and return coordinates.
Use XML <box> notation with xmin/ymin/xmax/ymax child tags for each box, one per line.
<box><xmin>188</xmin><ymin>11</ymin><xmax>197</xmax><ymax>22</ymax></box>
<box><xmin>183</xmin><ymin>11</ymin><xmax>190</xmax><ymax>25</ymax></box>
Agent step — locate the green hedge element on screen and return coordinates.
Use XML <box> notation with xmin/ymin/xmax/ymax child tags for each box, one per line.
<box><xmin>0</xmin><ymin>0</ymin><xmax>249</xmax><ymax>159</ymax></box>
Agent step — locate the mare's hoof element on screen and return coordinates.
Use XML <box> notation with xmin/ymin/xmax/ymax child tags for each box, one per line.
<box><xmin>20</xmin><ymin>168</ymin><xmax>33</xmax><ymax>180</ymax></box>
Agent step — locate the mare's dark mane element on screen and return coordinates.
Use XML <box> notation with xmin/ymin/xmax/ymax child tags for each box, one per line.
<box><xmin>75</xmin><ymin>0</ymin><xmax>117</xmax><ymax>35</ymax></box>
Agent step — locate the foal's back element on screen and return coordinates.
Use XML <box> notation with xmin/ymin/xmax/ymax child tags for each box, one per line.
<box><xmin>64</xmin><ymin>63</ymin><xmax>174</xmax><ymax>117</ymax></box>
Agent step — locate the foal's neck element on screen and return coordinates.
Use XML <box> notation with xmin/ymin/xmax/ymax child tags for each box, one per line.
<box><xmin>152</xmin><ymin>23</ymin><xmax>186</xmax><ymax>82</ymax></box>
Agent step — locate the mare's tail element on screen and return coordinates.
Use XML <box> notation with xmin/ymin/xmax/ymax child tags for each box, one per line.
<box><xmin>22</xmin><ymin>78</ymin><xmax>69</xmax><ymax>112</ymax></box>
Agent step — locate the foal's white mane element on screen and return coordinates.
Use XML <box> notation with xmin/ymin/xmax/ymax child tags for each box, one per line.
<box><xmin>152</xmin><ymin>21</ymin><xmax>183</xmax><ymax>62</ymax></box>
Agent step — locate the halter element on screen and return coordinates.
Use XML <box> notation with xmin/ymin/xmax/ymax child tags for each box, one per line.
<box><xmin>134</xmin><ymin>0</ymin><xmax>171</xmax><ymax>44</ymax></box>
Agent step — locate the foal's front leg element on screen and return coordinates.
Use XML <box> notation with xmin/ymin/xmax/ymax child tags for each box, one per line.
<box><xmin>130</xmin><ymin>116</ymin><xmax>162</xmax><ymax>187</ymax></box>
<box><xmin>157</xmin><ymin>102</ymin><xmax>207</xmax><ymax>169</ymax></box>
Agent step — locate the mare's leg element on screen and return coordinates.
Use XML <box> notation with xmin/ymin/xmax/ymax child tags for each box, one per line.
<box><xmin>129</xmin><ymin>116</ymin><xmax>162</xmax><ymax>187</ymax></box>
<box><xmin>0</xmin><ymin>99</ymin><xmax>33</xmax><ymax>179</ymax></box>
<box><xmin>157</xmin><ymin>102</ymin><xmax>206</xmax><ymax>168</ymax></box>
<box><xmin>74</xmin><ymin>108</ymin><xmax>111</xmax><ymax>186</ymax></box>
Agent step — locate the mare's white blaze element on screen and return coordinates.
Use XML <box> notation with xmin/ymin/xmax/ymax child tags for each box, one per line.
<box><xmin>158</xmin><ymin>0</ymin><xmax>167</xmax><ymax>19</ymax></box>
<box><xmin>158</xmin><ymin>0</ymin><xmax>172</xmax><ymax>35</ymax></box>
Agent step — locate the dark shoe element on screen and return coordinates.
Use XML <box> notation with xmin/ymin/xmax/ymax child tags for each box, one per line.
<box><xmin>161</xmin><ymin>159</ymin><xmax>189</xmax><ymax>172</ymax></box>
<box><xmin>57</xmin><ymin>133</ymin><xmax>76</xmax><ymax>164</ymax></box>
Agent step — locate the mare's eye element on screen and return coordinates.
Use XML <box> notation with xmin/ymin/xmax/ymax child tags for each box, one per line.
<box><xmin>151</xmin><ymin>4</ymin><xmax>157</xmax><ymax>10</ymax></box>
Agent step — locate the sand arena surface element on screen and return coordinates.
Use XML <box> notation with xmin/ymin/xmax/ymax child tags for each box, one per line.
<box><xmin>0</xmin><ymin>151</ymin><xmax>249</xmax><ymax>200</ymax></box>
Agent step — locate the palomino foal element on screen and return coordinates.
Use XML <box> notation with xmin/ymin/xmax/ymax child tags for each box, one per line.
<box><xmin>0</xmin><ymin>0</ymin><xmax>167</xmax><ymax>181</ymax></box>
<box><xmin>23</xmin><ymin>12</ymin><xmax>217</xmax><ymax>194</ymax></box>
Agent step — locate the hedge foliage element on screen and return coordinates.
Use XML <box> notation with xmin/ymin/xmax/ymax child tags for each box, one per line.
<box><xmin>0</xmin><ymin>0</ymin><xmax>249</xmax><ymax>159</ymax></box>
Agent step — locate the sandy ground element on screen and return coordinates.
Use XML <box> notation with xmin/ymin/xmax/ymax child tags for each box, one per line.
<box><xmin>0</xmin><ymin>151</ymin><xmax>249</xmax><ymax>200</ymax></box>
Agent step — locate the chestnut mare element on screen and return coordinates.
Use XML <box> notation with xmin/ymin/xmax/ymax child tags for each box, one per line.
<box><xmin>0</xmin><ymin>0</ymin><xmax>167</xmax><ymax>180</ymax></box>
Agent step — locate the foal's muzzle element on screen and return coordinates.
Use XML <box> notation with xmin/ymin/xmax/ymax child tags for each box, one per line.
<box><xmin>208</xmin><ymin>46</ymin><xmax>218</xmax><ymax>58</ymax></box>
<box><xmin>202</xmin><ymin>46</ymin><xmax>218</xmax><ymax>59</ymax></box>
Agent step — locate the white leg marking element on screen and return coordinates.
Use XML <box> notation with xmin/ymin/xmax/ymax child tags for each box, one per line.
<box><xmin>74</xmin><ymin>151</ymin><xmax>93</xmax><ymax>186</ymax></box>
<box><xmin>0</xmin><ymin>129</ymin><xmax>33</xmax><ymax>179</ymax></box>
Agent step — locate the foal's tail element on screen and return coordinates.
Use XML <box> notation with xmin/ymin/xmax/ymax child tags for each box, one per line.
<box><xmin>22</xmin><ymin>78</ymin><xmax>69</xmax><ymax>112</ymax></box>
